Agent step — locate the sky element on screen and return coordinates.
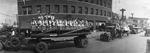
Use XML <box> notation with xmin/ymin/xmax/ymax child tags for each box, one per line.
<box><xmin>113</xmin><ymin>0</ymin><xmax>150</xmax><ymax>18</ymax></box>
<box><xmin>0</xmin><ymin>0</ymin><xmax>150</xmax><ymax>24</ymax></box>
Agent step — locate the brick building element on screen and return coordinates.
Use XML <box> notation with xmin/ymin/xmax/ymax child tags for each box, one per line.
<box><xmin>17</xmin><ymin>0</ymin><xmax>113</xmax><ymax>31</ymax></box>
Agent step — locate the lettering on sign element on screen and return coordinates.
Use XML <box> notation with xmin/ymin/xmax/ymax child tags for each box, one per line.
<box><xmin>31</xmin><ymin>15</ymin><xmax>92</xmax><ymax>30</ymax></box>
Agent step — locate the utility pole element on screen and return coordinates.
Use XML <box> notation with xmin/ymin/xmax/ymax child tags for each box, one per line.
<box><xmin>120</xmin><ymin>8</ymin><xmax>126</xmax><ymax>25</ymax></box>
<box><xmin>120</xmin><ymin>8</ymin><xmax>126</xmax><ymax>20</ymax></box>
<box><xmin>131</xmin><ymin>13</ymin><xmax>134</xmax><ymax>18</ymax></box>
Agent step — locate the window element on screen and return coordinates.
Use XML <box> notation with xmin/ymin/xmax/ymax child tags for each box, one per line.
<box><xmin>71</xmin><ymin>6</ymin><xmax>75</xmax><ymax>13</ymax></box>
<box><xmin>96</xmin><ymin>0</ymin><xmax>99</xmax><ymax>4</ymax></box>
<box><xmin>100</xmin><ymin>0</ymin><xmax>103</xmax><ymax>6</ymax></box>
<box><xmin>63</xmin><ymin>5</ymin><xmax>68</xmax><ymax>13</ymax></box>
<box><xmin>78</xmin><ymin>6</ymin><xmax>82</xmax><ymax>14</ymax></box>
<box><xmin>108</xmin><ymin>3</ymin><xmax>112</xmax><ymax>8</ymax></box>
<box><xmin>36</xmin><ymin>5</ymin><xmax>41</xmax><ymax>13</ymax></box>
<box><xmin>45</xmin><ymin>5</ymin><xmax>50</xmax><ymax>14</ymax></box>
<box><xmin>104</xmin><ymin>11</ymin><xmax>106</xmax><ymax>16</ymax></box>
<box><xmin>108</xmin><ymin>12</ymin><xmax>111</xmax><ymax>17</ymax></box>
<box><xmin>90</xmin><ymin>8</ymin><xmax>93</xmax><ymax>14</ymax></box>
<box><xmin>104</xmin><ymin>2</ymin><xmax>106</xmax><ymax>7</ymax></box>
<box><xmin>107</xmin><ymin>3</ymin><xmax>109</xmax><ymax>8</ymax></box>
<box><xmin>85</xmin><ymin>7</ymin><xmax>88</xmax><ymax>14</ymax></box>
<box><xmin>22</xmin><ymin>6</ymin><xmax>32</xmax><ymax>14</ymax></box>
<box><xmin>100</xmin><ymin>10</ymin><xmax>103</xmax><ymax>16</ymax></box>
<box><xmin>90</xmin><ymin>0</ymin><xmax>94</xmax><ymax>3</ymax></box>
<box><xmin>55</xmin><ymin>5</ymin><xmax>59</xmax><ymax>13</ymax></box>
<box><xmin>85</xmin><ymin>0</ymin><xmax>88</xmax><ymax>2</ymax></box>
<box><xmin>96</xmin><ymin>9</ymin><xmax>98</xmax><ymax>15</ymax></box>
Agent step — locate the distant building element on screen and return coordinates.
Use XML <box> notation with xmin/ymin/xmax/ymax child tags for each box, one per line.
<box><xmin>127</xmin><ymin>17</ymin><xmax>149</xmax><ymax>28</ymax></box>
<box><xmin>17</xmin><ymin>0</ymin><xmax>113</xmax><ymax>31</ymax></box>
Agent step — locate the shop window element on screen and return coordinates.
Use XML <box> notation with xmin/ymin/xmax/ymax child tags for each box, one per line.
<box><xmin>78</xmin><ymin>6</ymin><xmax>82</xmax><ymax>14</ymax></box>
<box><xmin>85</xmin><ymin>7</ymin><xmax>88</xmax><ymax>14</ymax></box>
<box><xmin>55</xmin><ymin>5</ymin><xmax>60</xmax><ymax>13</ymax></box>
<box><xmin>63</xmin><ymin>5</ymin><xmax>68</xmax><ymax>13</ymax></box>
<box><xmin>45</xmin><ymin>5</ymin><xmax>51</xmax><ymax>14</ymax></box>
<box><xmin>71</xmin><ymin>6</ymin><xmax>75</xmax><ymax>13</ymax></box>
<box><xmin>22</xmin><ymin>6</ymin><xmax>32</xmax><ymax>15</ymax></box>
<box><xmin>36</xmin><ymin>5</ymin><xmax>41</xmax><ymax>13</ymax></box>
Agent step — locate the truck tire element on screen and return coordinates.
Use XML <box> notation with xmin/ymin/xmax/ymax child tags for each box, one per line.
<box><xmin>0</xmin><ymin>41</ymin><xmax>3</xmax><ymax>51</ymax></box>
<box><xmin>78</xmin><ymin>38</ymin><xmax>88</xmax><ymax>48</ymax></box>
<box><xmin>107</xmin><ymin>36</ymin><xmax>112</xmax><ymax>42</ymax></box>
<box><xmin>35</xmin><ymin>42</ymin><xmax>48</xmax><ymax>53</ymax></box>
<box><xmin>10</xmin><ymin>37</ymin><xmax>20</xmax><ymax>47</ymax></box>
<box><xmin>4</xmin><ymin>41</ymin><xmax>11</xmax><ymax>47</ymax></box>
<box><xmin>74</xmin><ymin>37</ymin><xmax>80</xmax><ymax>45</ymax></box>
<box><xmin>74</xmin><ymin>37</ymin><xmax>88</xmax><ymax>48</ymax></box>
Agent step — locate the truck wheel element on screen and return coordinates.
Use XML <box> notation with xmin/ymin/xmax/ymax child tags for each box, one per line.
<box><xmin>78</xmin><ymin>38</ymin><xmax>88</xmax><ymax>48</ymax></box>
<box><xmin>100</xmin><ymin>35</ymin><xmax>104</xmax><ymax>40</ymax></box>
<box><xmin>35</xmin><ymin>42</ymin><xmax>48</xmax><ymax>53</ymax></box>
<box><xmin>10</xmin><ymin>37</ymin><xmax>20</xmax><ymax>47</ymax></box>
<box><xmin>74</xmin><ymin>37</ymin><xmax>88</xmax><ymax>48</ymax></box>
<box><xmin>0</xmin><ymin>41</ymin><xmax>3</xmax><ymax>51</ymax></box>
<box><xmin>4</xmin><ymin>41</ymin><xmax>10</xmax><ymax>47</ymax></box>
<box><xmin>74</xmin><ymin>37</ymin><xmax>80</xmax><ymax>45</ymax></box>
<box><xmin>106</xmin><ymin>33</ymin><xmax>112</xmax><ymax>42</ymax></box>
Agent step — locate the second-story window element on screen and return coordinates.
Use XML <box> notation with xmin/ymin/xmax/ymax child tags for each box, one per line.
<box><xmin>55</xmin><ymin>5</ymin><xmax>59</xmax><ymax>13</ymax></box>
<box><xmin>104</xmin><ymin>11</ymin><xmax>106</xmax><ymax>16</ymax></box>
<box><xmin>104</xmin><ymin>1</ymin><xmax>106</xmax><ymax>7</ymax></box>
<box><xmin>85</xmin><ymin>7</ymin><xmax>88</xmax><ymax>14</ymax></box>
<box><xmin>96</xmin><ymin>0</ymin><xmax>99</xmax><ymax>4</ymax></box>
<box><xmin>71</xmin><ymin>6</ymin><xmax>75</xmax><ymax>13</ymax></box>
<box><xmin>79</xmin><ymin>0</ymin><xmax>82</xmax><ymax>1</ymax></box>
<box><xmin>63</xmin><ymin>5</ymin><xmax>68</xmax><ymax>13</ymax></box>
<box><xmin>45</xmin><ymin>5</ymin><xmax>50</xmax><ymax>14</ymax></box>
<box><xmin>22</xmin><ymin>6</ymin><xmax>32</xmax><ymax>15</ymax></box>
<box><xmin>85</xmin><ymin>0</ymin><xmax>88</xmax><ymax>2</ymax></box>
<box><xmin>78</xmin><ymin>6</ymin><xmax>82</xmax><ymax>14</ymax></box>
<box><xmin>90</xmin><ymin>8</ymin><xmax>93</xmax><ymax>14</ymax></box>
<box><xmin>108</xmin><ymin>12</ymin><xmax>111</xmax><ymax>17</ymax></box>
<box><xmin>90</xmin><ymin>0</ymin><xmax>94</xmax><ymax>3</ymax></box>
<box><xmin>100</xmin><ymin>0</ymin><xmax>103</xmax><ymax>6</ymax></box>
<box><xmin>96</xmin><ymin>9</ymin><xmax>98</xmax><ymax>15</ymax></box>
<box><xmin>36</xmin><ymin>5</ymin><xmax>41</xmax><ymax>13</ymax></box>
<box><xmin>100</xmin><ymin>10</ymin><xmax>103</xmax><ymax>16</ymax></box>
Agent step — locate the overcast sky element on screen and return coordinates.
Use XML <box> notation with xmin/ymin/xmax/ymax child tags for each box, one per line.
<box><xmin>0</xmin><ymin>0</ymin><xmax>150</xmax><ymax>24</ymax></box>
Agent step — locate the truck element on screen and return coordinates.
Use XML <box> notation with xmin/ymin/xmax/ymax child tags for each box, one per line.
<box><xmin>0</xmin><ymin>14</ymin><xmax>93</xmax><ymax>53</ymax></box>
<box><xmin>99</xmin><ymin>22</ymin><xmax>130</xmax><ymax>41</ymax></box>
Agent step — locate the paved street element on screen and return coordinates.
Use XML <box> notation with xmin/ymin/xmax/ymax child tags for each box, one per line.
<box><xmin>0</xmin><ymin>31</ymin><xmax>149</xmax><ymax>53</ymax></box>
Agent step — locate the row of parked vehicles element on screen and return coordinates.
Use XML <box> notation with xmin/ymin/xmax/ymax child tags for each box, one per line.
<box><xmin>0</xmin><ymin>14</ymin><xmax>144</xmax><ymax>53</ymax></box>
<box><xmin>97</xmin><ymin>23</ymin><xmax>130</xmax><ymax>41</ymax></box>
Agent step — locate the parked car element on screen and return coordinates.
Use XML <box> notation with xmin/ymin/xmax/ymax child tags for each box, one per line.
<box><xmin>145</xmin><ymin>28</ymin><xmax>150</xmax><ymax>36</ymax></box>
<box><xmin>130</xmin><ymin>27</ymin><xmax>143</xmax><ymax>34</ymax></box>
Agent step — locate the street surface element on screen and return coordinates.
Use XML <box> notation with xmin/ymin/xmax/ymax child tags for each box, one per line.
<box><xmin>0</xmin><ymin>31</ymin><xmax>149</xmax><ymax>53</ymax></box>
